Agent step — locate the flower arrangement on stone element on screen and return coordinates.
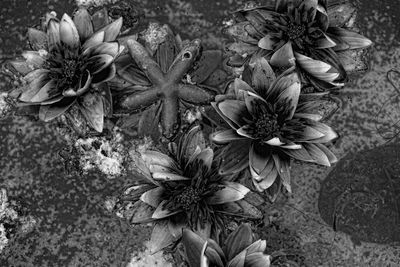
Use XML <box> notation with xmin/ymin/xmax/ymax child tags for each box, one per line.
<box><xmin>114</xmin><ymin>125</ymin><xmax>261</xmax><ymax>252</ymax></box>
<box><xmin>182</xmin><ymin>223</ymin><xmax>271</xmax><ymax>267</ymax></box>
<box><xmin>225</xmin><ymin>0</ymin><xmax>372</xmax><ymax>91</ymax></box>
<box><xmin>112</xmin><ymin>23</ymin><xmax>223</xmax><ymax>140</ymax></box>
<box><xmin>211</xmin><ymin>58</ymin><xmax>338</xmax><ymax>200</ymax></box>
<box><xmin>6</xmin><ymin>7</ymin><xmax>124</xmax><ymax>132</ymax></box>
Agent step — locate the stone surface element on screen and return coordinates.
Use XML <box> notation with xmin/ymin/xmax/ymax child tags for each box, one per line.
<box><xmin>319</xmin><ymin>144</ymin><xmax>400</xmax><ymax>244</ymax></box>
<box><xmin>1</xmin><ymin>0</ymin><xmax>400</xmax><ymax>267</ymax></box>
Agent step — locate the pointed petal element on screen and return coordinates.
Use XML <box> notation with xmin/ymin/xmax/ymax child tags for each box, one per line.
<box><xmin>281</xmin><ymin>146</ymin><xmax>314</xmax><ymax>162</ymax></box>
<box><xmin>217</xmin><ymin>99</ymin><xmax>250</xmax><ymax>128</ymax></box>
<box><xmin>218</xmin><ymin>140</ymin><xmax>251</xmax><ymax>176</ymax></box>
<box><xmin>27</xmin><ymin>28</ymin><xmax>47</xmax><ymax>50</ymax></box>
<box><xmin>30</xmin><ymin>79</ymin><xmax>59</xmax><ymax>103</ymax></box>
<box><xmin>85</xmin><ymin>54</ymin><xmax>114</xmax><ymax>75</ymax></box>
<box><xmin>7</xmin><ymin>60</ymin><xmax>34</xmax><ymax>75</ymax></box>
<box><xmin>141</xmin><ymin>151</ymin><xmax>178</xmax><ymax>170</ymax></box>
<box><xmin>92</xmin><ymin>64</ymin><xmax>116</xmax><ymax>84</ymax></box>
<box><xmin>234</xmin><ymin>78</ymin><xmax>256</xmax><ymax>100</ymax></box>
<box><xmin>258</xmin><ymin>35</ymin><xmax>276</xmax><ymax>50</ymax></box>
<box><xmin>152</xmin><ymin>200</ymin><xmax>181</xmax><ymax>219</ymax></box>
<box><xmin>79</xmin><ymin>92</ymin><xmax>104</xmax><ymax>132</ymax></box>
<box><xmin>265</xmin><ymin>137</ymin><xmax>284</xmax><ymax>146</ymax></box>
<box><xmin>19</xmin><ymin>69</ymin><xmax>50</xmax><ymax>102</ymax></box>
<box><xmin>140</xmin><ymin>187</ymin><xmax>165</xmax><ymax>208</ymax></box>
<box><xmin>270</xmin><ymin>42</ymin><xmax>295</xmax><ymax>68</ymax></box>
<box><xmin>182</xmin><ymin>229</ymin><xmax>209</xmax><ymax>267</ymax></box>
<box><xmin>246</xmin><ymin>240</ymin><xmax>267</xmax><ymax>254</ymax></box>
<box><xmin>272</xmin><ymin>154</ymin><xmax>292</xmax><ymax>193</ymax></box>
<box><xmin>276</xmin><ymin>80</ymin><xmax>300</xmax><ymax>119</ymax></box>
<box><xmin>59</xmin><ymin>13</ymin><xmax>80</xmax><ymax>50</ymax></box>
<box><xmin>252</xmin><ymin>167</ymin><xmax>278</xmax><ymax>192</ymax></box>
<box><xmin>244</xmin><ymin>252</ymin><xmax>271</xmax><ymax>267</ymax></box>
<box><xmin>206</xmin><ymin>182</ymin><xmax>249</xmax><ymax>205</ymax></box>
<box><xmin>315</xmin><ymin>144</ymin><xmax>337</xmax><ymax>164</ymax></box>
<box><xmin>82</xmin><ymin>30</ymin><xmax>105</xmax><ymax>50</ymax></box>
<box><xmin>295</xmin><ymin>52</ymin><xmax>339</xmax><ymax>82</ymax></box>
<box><xmin>315</xmin><ymin>33</ymin><xmax>337</xmax><ymax>49</ymax></box>
<box><xmin>303</xmin><ymin>143</ymin><xmax>331</xmax><ymax>166</ymax></box>
<box><xmin>224</xmin><ymin>223</ymin><xmax>253</xmax><ymax>261</ymax></box>
<box><xmin>250</xmin><ymin>57</ymin><xmax>276</xmax><ymax>92</ymax></box>
<box><xmin>210</xmin><ymin>129</ymin><xmax>245</xmax><ymax>144</ymax></box>
<box><xmin>329</xmin><ymin>27</ymin><xmax>372</xmax><ymax>51</ymax></box>
<box><xmin>90</xmin><ymin>42</ymin><xmax>120</xmax><ymax>57</ymax></box>
<box><xmin>39</xmin><ymin>97</ymin><xmax>76</xmax><ymax>122</ymax></box>
<box><xmin>47</xmin><ymin>19</ymin><xmax>61</xmax><ymax>51</ymax></box>
<box><xmin>149</xmin><ymin>221</ymin><xmax>175</xmax><ymax>253</ymax></box>
<box><xmin>267</xmin><ymin>70</ymin><xmax>298</xmax><ymax>100</ymax></box>
<box><xmin>73</xmin><ymin>7</ymin><xmax>93</xmax><ymax>41</ymax></box>
<box><xmin>22</xmin><ymin>51</ymin><xmax>46</xmax><ymax>68</ymax></box>
<box><xmin>226</xmin><ymin>250</ymin><xmax>246</xmax><ymax>267</ymax></box>
<box><xmin>101</xmin><ymin>17</ymin><xmax>123</xmax><ymax>42</ymax></box>
<box><xmin>152</xmin><ymin>172</ymin><xmax>190</xmax><ymax>181</ymax></box>
<box><xmin>126</xmin><ymin>200</ymin><xmax>155</xmax><ymax>224</ymax></box>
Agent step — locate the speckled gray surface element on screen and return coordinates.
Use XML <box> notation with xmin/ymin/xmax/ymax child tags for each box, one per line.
<box><xmin>1</xmin><ymin>0</ymin><xmax>400</xmax><ymax>266</ymax></box>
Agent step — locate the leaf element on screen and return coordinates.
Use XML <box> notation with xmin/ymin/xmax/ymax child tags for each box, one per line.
<box><xmin>79</xmin><ymin>92</ymin><xmax>104</xmax><ymax>132</ymax></box>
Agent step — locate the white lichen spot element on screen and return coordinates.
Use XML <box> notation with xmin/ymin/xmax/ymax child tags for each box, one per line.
<box><xmin>75</xmin><ymin>131</ymin><xmax>126</xmax><ymax>178</ymax></box>
<box><xmin>75</xmin><ymin>0</ymin><xmax>118</xmax><ymax>7</ymax></box>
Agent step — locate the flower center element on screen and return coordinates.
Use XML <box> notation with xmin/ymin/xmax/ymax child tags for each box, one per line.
<box><xmin>255</xmin><ymin>113</ymin><xmax>280</xmax><ymax>140</ymax></box>
<box><xmin>175</xmin><ymin>187</ymin><xmax>202</xmax><ymax>211</ymax></box>
<box><xmin>287</xmin><ymin>22</ymin><xmax>306</xmax><ymax>40</ymax></box>
<box><xmin>62</xmin><ymin>59</ymin><xmax>81</xmax><ymax>85</ymax></box>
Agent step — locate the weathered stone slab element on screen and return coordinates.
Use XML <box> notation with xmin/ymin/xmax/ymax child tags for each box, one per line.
<box><xmin>319</xmin><ymin>144</ymin><xmax>400</xmax><ymax>244</ymax></box>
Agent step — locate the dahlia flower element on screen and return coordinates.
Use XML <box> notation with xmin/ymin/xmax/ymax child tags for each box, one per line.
<box><xmin>115</xmin><ymin>126</ymin><xmax>261</xmax><ymax>252</ymax></box>
<box><xmin>183</xmin><ymin>223</ymin><xmax>271</xmax><ymax>267</ymax></box>
<box><xmin>226</xmin><ymin>0</ymin><xmax>372</xmax><ymax>91</ymax></box>
<box><xmin>211</xmin><ymin>58</ymin><xmax>337</xmax><ymax>197</ymax></box>
<box><xmin>7</xmin><ymin>8</ymin><xmax>123</xmax><ymax>132</ymax></box>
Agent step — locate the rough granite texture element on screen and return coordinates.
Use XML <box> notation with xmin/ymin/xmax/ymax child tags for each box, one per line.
<box><xmin>0</xmin><ymin>0</ymin><xmax>400</xmax><ymax>266</ymax></box>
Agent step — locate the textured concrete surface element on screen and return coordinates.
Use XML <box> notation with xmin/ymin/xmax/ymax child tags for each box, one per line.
<box><xmin>1</xmin><ymin>0</ymin><xmax>400</xmax><ymax>266</ymax></box>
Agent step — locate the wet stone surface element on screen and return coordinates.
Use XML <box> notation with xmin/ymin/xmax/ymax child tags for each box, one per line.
<box><xmin>319</xmin><ymin>144</ymin><xmax>400</xmax><ymax>245</ymax></box>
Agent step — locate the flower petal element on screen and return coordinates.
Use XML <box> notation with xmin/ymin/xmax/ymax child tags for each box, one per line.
<box><xmin>141</xmin><ymin>150</ymin><xmax>179</xmax><ymax>171</ymax></box>
<box><xmin>233</xmin><ymin>78</ymin><xmax>256</xmax><ymax>100</ymax></box>
<box><xmin>315</xmin><ymin>33</ymin><xmax>337</xmax><ymax>49</ymax></box>
<box><xmin>59</xmin><ymin>13</ymin><xmax>80</xmax><ymax>50</ymax></box>
<box><xmin>82</xmin><ymin>30</ymin><xmax>105</xmax><ymax>51</ymax></box>
<box><xmin>85</xmin><ymin>54</ymin><xmax>114</xmax><ymax>75</ymax></box>
<box><xmin>22</xmin><ymin>51</ymin><xmax>46</xmax><ymax>68</ymax></box>
<box><xmin>246</xmin><ymin>240</ymin><xmax>267</xmax><ymax>254</ymax></box>
<box><xmin>303</xmin><ymin>143</ymin><xmax>331</xmax><ymax>166</ymax></box>
<box><xmin>90</xmin><ymin>42</ymin><xmax>120</xmax><ymax>57</ymax></box>
<box><xmin>149</xmin><ymin>220</ymin><xmax>175</xmax><ymax>253</ymax></box>
<box><xmin>27</xmin><ymin>28</ymin><xmax>47</xmax><ymax>50</ymax></box>
<box><xmin>315</xmin><ymin>143</ymin><xmax>337</xmax><ymax>164</ymax></box>
<box><xmin>272</xmin><ymin>154</ymin><xmax>292</xmax><ymax>193</ymax></box>
<box><xmin>224</xmin><ymin>223</ymin><xmax>253</xmax><ymax>261</ymax></box>
<box><xmin>275</xmin><ymin>80</ymin><xmax>300</xmax><ymax>120</ymax></box>
<box><xmin>152</xmin><ymin>172</ymin><xmax>190</xmax><ymax>181</ymax></box>
<box><xmin>182</xmin><ymin>229</ymin><xmax>212</xmax><ymax>267</ymax></box>
<box><xmin>244</xmin><ymin>252</ymin><xmax>271</xmax><ymax>267</ymax></box>
<box><xmin>258</xmin><ymin>35</ymin><xmax>275</xmax><ymax>50</ymax></box>
<box><xmin>39</xmin><ymin>97</ymin><xmax>76</xmax><ymax>122</ymax></box>
<box><xmin>217</xmin><ymin>99</ymin><xmax>251</xmax><ymax>128</ymax></box>
<box><xmin>218</xmin><ymin>140</ymin><xmax>251</xmax><ymax>176</ymax></box>
<box><xmin>30</xmin><ymin>79</ymin><xmax>59</xmax><ymax>103</ymax></box>
<box><xmin>19</xmin><ymin>69</ymin><xmax>50</xmax><ymax>102</ymax></box>
<box><xmin>79</xmin><ymin>92</ymin><xmax>104</xmax><ymax>132</ymax></box>
<box><xmin>206</xmin><ymin>182</ymin><xmax>249</xmax><ymax>205</ymax></box>
<box><xmin>47</xmin><ymin>19</ymin><xmax>61</xmax><ymax>51</ymax></box>
<box><xmin>264</xmin><ymin>137</ymin><xmax>284</xmax><ymax>146</ymax></box>
<box><xmin>210</xmin><ymin>129</ymin><xmax>245</xmax><ymax>144</ymax></box>
<box><xmin>295</xmin><ymin>52</ymin><xmax>339</xmax><ymax>82</ymax></box>
<box><xmin>73</xmin><ymin>7</ymin><xmax>93</xmax><ymax>41</ymax></box>
<box><xmin>328</xmin><ymin>27</ymin><xmax>372</xmax><ymax>51</ymax></box>
<box><xmin>152</xmin><ymin>200</ymin><xmax>181</xmax><ymax>219</ymax></box>
<box><xmin>140</xmin><ymin>187</ymin><xmax>165</xmax><ymax>208</ymax></box>
<box><xmin>226</xmin><ymin>250</ymin><xmax>246</xmax><ymax>267</ymax></box>
<box><xmin>250</xmin><ymin>57</ymin><xmax>276</xmax><ymax>93</ymax></box>
<box><xmin>100</xmin><ymin>17</ymin><xmax>123</xmax><ymax>42</ymax></box>
<box><xmin>125</xmin><ymin>200</ymin><xmax>155</xmax><ymax>224</ymax></box>
<box><xmin>270</xmin><ymin>42</ymin><xmax>295</xmax><ymax>68</ymax></box>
